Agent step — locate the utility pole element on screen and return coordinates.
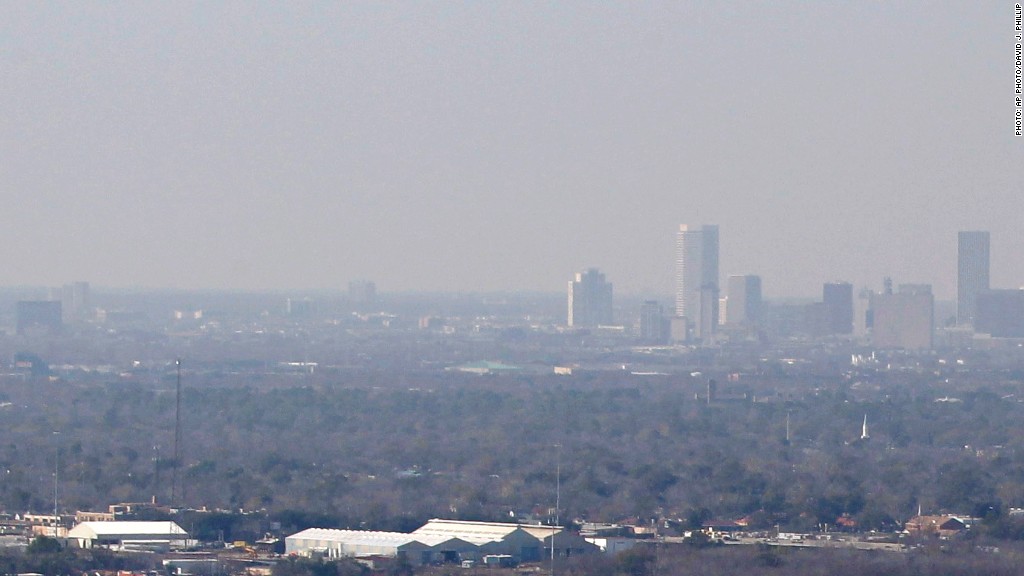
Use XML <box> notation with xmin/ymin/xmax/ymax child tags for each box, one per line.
<box><xmin>153</xmin><ymin>445</ymin><xmax>160</xmax><ymax>504</ymax></box>
<box><xmin>551</xmin><ymin>444</ymin><xmax>560</xmax><ymax>576</ymax></box>
<box><xmin>172</xmin><ymin>359</ymin><xmax>182</xmax><ymax>504</ymax></box>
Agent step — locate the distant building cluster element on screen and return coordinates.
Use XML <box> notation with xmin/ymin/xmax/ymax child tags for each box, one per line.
<box><xmin>7</xmin><ymin>227</ymin><xmax>1020</xmax><ymax>355</ymax></box>
<box><xmin>565</xmin><ymin>227</ymin><xmax>1015</xmax><ymax>352</ymax></box>
<box><xmin>14</xmin><ymin>281</ymin><xmax>92</xmax><ymax>335</ymax></box>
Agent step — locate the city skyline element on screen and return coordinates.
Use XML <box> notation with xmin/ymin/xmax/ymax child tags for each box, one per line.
<box><xmin>2</xmin><ymin>226</ymin><xmax>1011</xmax><ymax>304</ymax></box>
<box><xmin>2</xmin><ymin>226</ymin><xmax>1013</xmax><ymax>304</ymax></box>
<box><xmin>1</xmin><ymin>3</ymin><xmax>1019</xmax><ymax>297</ymax></box>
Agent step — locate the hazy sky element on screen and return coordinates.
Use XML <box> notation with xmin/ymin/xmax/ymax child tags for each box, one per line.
<box><xmin>2</xmin><ymin>2</ymin><xmax>1020</xmax><ymax>298</ymax></box>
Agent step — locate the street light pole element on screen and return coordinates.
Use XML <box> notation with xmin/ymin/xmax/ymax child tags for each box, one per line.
<box><xmin>53</xmin><ymin>431</ymin><xmax>60</xmax><ymax>536</ymax></box>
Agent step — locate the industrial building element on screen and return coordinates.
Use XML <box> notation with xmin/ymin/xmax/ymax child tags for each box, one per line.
<box><xmin>285</xmin><ymin>528</ymin><xmax>437</xmax><ymax>565</ymax></box>
<box><xmin>412</xmin><ymin>519</ymin><xmax>553</xmax><ymax>562</ymax></box>
<box><xmin>66</xmin><ymin>521</ymin><xmax>189</xmax><ymax>550</ymax></box>
<box><xmin>286</xmin><ymin>519</ymin><xmax>595</xmax><ymax>565</ymax></box>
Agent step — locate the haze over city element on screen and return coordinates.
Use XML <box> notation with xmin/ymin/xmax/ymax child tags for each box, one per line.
<box><xmin>2</xmin><ymin>2</ymin><xmax>1019</xmax><ymax>298</ymax></box>
<box><xmin>6</xmin><ymin>5</ymin><xmax>1024</xmax><ymax>574</ymax></box>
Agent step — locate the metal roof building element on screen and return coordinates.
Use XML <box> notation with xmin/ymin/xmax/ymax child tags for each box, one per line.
<box><xmin>286</xmin><ymin>528</ymin><xmax>434</xmax><ymax>564</ymax></box>
<box><xmin>412</xmin><ymin>519</ymin><xmax>558</xmax><ymax>562</ymax></box>
<box><xmin>413</xmin><ymin>519</ymin><xmax>561</xmax><ymax>541</ymax></box>
<box><xmin>285</xmin><ymin>520</ymin><xmax>586</xmax><ymax>565</ymax></box>
<box><xmin>66</xmin><ymin>521</ymin><xmax>188</xmax><ymax>550</ymax></box>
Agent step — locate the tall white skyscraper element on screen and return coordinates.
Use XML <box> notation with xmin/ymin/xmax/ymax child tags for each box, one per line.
<box><xmin>957</xmin><ymin>231</ymin><xmax>990</xmax><ymax>327</ymax></box>
<box><xmin>675</xmin><ymin>224</ymin><xmax>719</xmax><ymax>339</ymax></box>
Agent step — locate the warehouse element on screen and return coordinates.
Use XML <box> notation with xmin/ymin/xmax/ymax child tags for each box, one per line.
<box><xmin>541</xmin><ymin>531</ymin><xmax>601</xmax><ymax>558</ymax></box>
<box><xmin>286</xmin><ymin>520</ymin><xmax>594</xmax><ymax>565</ymax></box>
<box><xmin>285</xmin><ymin>528</ymin><xmax>434</xmax><ymax>565</ymax></box>
<box><xmin>413</xmin><ymin>534</ymin><xmax>482</xmax><ymax>564</ymax></box>
<box><xmin>412</xmin><ymin>519</ymin><xmax>554</xmax><ymax>562</ymax></box>
<box><xmin>66</xmin><ymin>521</ymin><xmax>189</xmax><ymax>551</ymax></box>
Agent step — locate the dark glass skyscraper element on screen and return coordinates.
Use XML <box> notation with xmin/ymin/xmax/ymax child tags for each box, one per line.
<box><xmin>823</xmin><ymin>282</ymin><xmax>854</xmax><ymax>335</ymax></box>
<box><xmin>957</xmin><ymin>231</ymin><xmax>990</xmax><ymax>327</ymax></box>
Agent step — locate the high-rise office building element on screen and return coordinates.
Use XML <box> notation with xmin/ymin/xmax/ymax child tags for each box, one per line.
<box><xmin>975</xmin><ymin>289</ymin><xmax>1024</xmax><ymax>338</ymax></box>
<box><xmin>568</xmin><ymin>268</ymin><xmax>613</xmax><ymax>327</ymax></box>
<box><xmin>854</xmin><ymin>287</ymin><xmax>873</xmax><ymax>337</ymax></box>
<box><xmin>348</xmin><ymin>280</ymin><xmax>378</xmax><ymax>308</ymax></box>
<box><xmin>675</xmin><ymin>224</ymin><xmax>719</xmax><ymax>339</ymax></box>
<box><xmin>726</xmin><ymin>275</ymin><xmax>762</xmax><ymax>327</ymax></box>
<box><xmin>16</xmin><ymin>300</ymin><xmax>63</xmax><ymax>335</ymax></box>
<box><xmin>699</xmin><ymin>285</ymin><xmax>719</xmax><ymax>337</ymax></box>
<box><xmin>871</xmin><ymin>284</ymin><xmax>934</xmax><ymax>350</ymax></box>
<box><xmin>822</xmin><ymin>282</ymin><xmax>854</xmax><ymax>335</ymax></box>
<box><xmin>638</xmin><ymin>300</ymin><xmax>669</xmax><ymax>343</ymax></box>
<box><xmin>958</xmin><ymin>231</ymin><xmax>990</xmax><ymax>327</ymax></box>
<box><xmin>58</xmin><ymin>281</ymin><xmax>91</xmax><ymax>322</ymax></box>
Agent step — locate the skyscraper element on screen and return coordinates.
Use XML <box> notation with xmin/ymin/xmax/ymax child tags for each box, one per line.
<box><xmin>822</xmin><ymin>282</ymin><xmax>854</xmax><ymax>335</ymax></box>
<box><xmin>699</xmin><ymin>284</ymin><xmax>719</xmax><ymax>338</ymax></box>
<box><xmin>726</xmin><ymin>275</ymin><xmax>762</xmax><ymax>327</ymax></box>
<box><xmin>975</xmin><ymin>289</ymin><xmax>1024</xmax><ymax>338</ymax></box>
<box><xmin>958</xmin><ymin>231</ymin><xmax>990</xmax><ymax>327</ymax></box>
<box><xmin>59</xmin><ymin>281</ymin><xmax>91</xmax><ymax>322</ymax></box>
<box><xmin>675</xmin><ymin>224</ymin><xmax>719</xmax><ymax>339</ymax></box>
<box><xmin>638</xmin><ymin>300</ymin><xmax>669</xmax><ymax>343</ymax></box>
<box><xmin>16</xmin><ymin>300</ymin><xmax>63</xmax><ymax>335</ymax></box>
<box><xmin>872</xmin><ymin>284</ymin><xmax>934</xmax><ymax>350</ymax></box>
<box><xmin>348</xmin><ymin>280</ymin><xmax>377</xmax><ymax>306</ymax></box>
<box><xmin>568</xmin><ymin>268</ymin><xmax>613</xmax><ymax>327</ymax></box>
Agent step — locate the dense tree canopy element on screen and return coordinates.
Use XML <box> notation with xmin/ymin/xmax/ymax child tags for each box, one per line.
<box><xmin>2</xmin><ymin>368</ymin><xmax>1024</xmax><ymax>536</ymax></box>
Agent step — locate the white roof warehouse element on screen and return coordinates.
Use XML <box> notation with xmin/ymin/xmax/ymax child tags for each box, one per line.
<box><xmin>286</xmin><ymin>519</ymin><xmax>595</xmax><ymax>565</ymax></box>
<box><xmin>66</xmin><ymin>521</ymin><xmax>189</xmax><ymax>550</ymax></box>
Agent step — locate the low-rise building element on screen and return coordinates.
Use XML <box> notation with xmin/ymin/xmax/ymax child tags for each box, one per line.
<box><xmin>904</xmin><ymin>515</ymin><xmax>972</xmax><ymax>538</ymax></box>
<box><xmin>66</xmin><ymin>521</ymin><xmax>189</xmax><ymax>550</ymax></box>
<box><xmin>285</xmin><ymin>528</ymin><xmax>434</xmax><ymax>564</ymax></box>
<box><xmin>286</xmin><ymin>519</ymin><xmax>595</xmax><ymax>566</ymax></box>
<box><xmin>412</xmin><ymin>519</ymin><xmax>550</xmax><ymax>562</ymax></box>
<box><xmin>584</xmin><ymin>536</ymin><xmax>636</xmax><ymax>555</ymax></box>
